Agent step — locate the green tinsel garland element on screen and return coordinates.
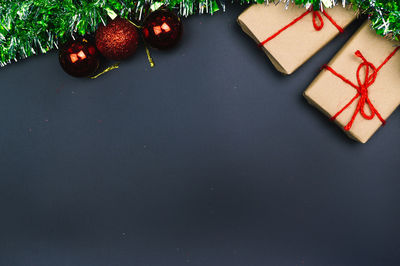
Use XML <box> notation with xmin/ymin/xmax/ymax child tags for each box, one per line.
<box><xmin>0</xmin><ymin>0</ymin><xmax>399</xmax><ymax>67</ymax></box>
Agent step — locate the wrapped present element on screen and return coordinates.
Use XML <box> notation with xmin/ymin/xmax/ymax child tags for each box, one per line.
<box><xmin>304</xmin><ymin>22</ymin><xmax>400</xmax><ymax>143</ymax></box>
<box><xmin>237</xmin><ymin>3</ymin><xmax>356</xmax><ymax>74</ymax></box>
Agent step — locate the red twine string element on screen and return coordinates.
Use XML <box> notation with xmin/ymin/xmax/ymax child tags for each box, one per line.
<box><xmin>258</xmin><ymin>6</ymin><xmax>344</xmax><ymax>47</ymax></box>
<box><xmin>323</xmin><ymin>46</ymin><xmax>400</xmax><ymax>131</ymax></box>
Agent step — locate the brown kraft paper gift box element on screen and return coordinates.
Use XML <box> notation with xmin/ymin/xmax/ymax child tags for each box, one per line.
<box><xmin>237</xmin><ymin>3</ymin><xmax>356</xmax><ymax>74</ymax></box>
<box><xmin>304</xmin><ymin>21</ymin><xmax>400</xmax><ymax>143</ymax></box>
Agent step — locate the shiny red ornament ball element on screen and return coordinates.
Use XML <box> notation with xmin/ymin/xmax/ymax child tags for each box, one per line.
<box><xmin>95</xmin><ymin>17</ymin><xmax>139</xmax><ymax>60</ymax></box>
<box><xmin>59</xmin><ymin>38</ymin><xmax>100</xmax><ymax>77</ymax></box>
<box><xmin>142</xmin><ymin>9</ymin><xmax>183</xmax><ymax>50</ymax></box>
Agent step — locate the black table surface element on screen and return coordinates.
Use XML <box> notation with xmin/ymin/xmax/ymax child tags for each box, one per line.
<box><xmin>1</xmin><ymin>4</ymin><xmax>400</xmax><ymax>266</ymax></box>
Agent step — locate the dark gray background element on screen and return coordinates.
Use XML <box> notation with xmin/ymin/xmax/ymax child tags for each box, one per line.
<box><xmin>1</xmin><ymin>4</ymin><xmax>400</xmax><ymax>266</ymax></box>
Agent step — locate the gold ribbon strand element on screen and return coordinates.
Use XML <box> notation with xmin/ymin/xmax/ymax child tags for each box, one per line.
<box><xmin>128</xmin><ymin>20</ymin><xmax>155</xmax><ymax>68</ymax></box>
<box><xmin>90</xmin><ymin>63</ymin><xmax>120</xmax><ymax>79</ymax></box>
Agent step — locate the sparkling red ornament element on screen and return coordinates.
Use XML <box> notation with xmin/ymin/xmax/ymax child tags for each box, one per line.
<box><xmin>142</xmin><ymin>9</ymin><xmax>183</xmax><ymax>50</ymax></box>
<box><xmin>59</xmin><ymin>38</ymin><xmax>100</xmax><ymax>77</ymax></box>
<box><xmin>95</xmin><ymin>17</ymin><xmax>139</xmax><ymax>60</ymax></box>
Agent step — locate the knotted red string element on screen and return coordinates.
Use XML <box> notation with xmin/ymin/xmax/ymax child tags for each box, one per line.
<box><xmin>258</xmin><ymin>7</ymin><xmax>344</xmax><ymax>47</ymax></box>
<box><xmin>323</xmin><ymin>47</ymin><xmax>400</xmax><ymax>131</ymax></box>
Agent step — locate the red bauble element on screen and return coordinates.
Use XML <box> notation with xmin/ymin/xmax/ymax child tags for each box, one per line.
<box><xmin>142</xmin><ymin>9</ymin><xmax>183</xmax><ymax>50</ymax></box>
<box><xmin>95</xmin><ymin>17</ymin><xmax>139</xmax><ymax>60</ymax></box>
<box><xmin>59</xmin><ymin>38</ymin><xmax>100</xmax><ymax>77</ymax></box>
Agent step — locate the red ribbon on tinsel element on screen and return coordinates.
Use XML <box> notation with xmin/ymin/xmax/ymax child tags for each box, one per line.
<box><xmin>258</xmin><ymin>6</ymin><xmax>344</xmax><ymax>47</ymax></box>
<box><xmin>323</xmin><ymin>47</ymin><xmax>400</xmax><ymax>131</ymax></box>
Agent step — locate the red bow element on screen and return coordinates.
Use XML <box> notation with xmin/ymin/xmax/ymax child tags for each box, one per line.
<box><xmin>323</xmin><ymin>47</ymin><xmax>400</xmax><ymax>130</ymax></box>
<box><xmin>258</xmin><ymin>7</ymin><xmax>344</xmax><ymax>47</ymax></box>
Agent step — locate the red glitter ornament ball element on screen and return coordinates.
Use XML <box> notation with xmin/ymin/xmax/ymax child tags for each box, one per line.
<box><xmin>95</xmin><ymin>17</ymin><xmax>139</xmax><ymax>60</ymax></box>
<box><xmin>142</xmin><ymin>9</ymin><xmax>183</xmax><ymax>50</ymax></box>
<box><xmin>59</xmin><ymin>38</ymin><xmax>100</xmax><ymax>77</ymax></box>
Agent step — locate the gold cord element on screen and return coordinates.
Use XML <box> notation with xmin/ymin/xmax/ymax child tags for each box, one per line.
<box><xmin>90</xmin><ymin>63</ymin><xmax>120</xmax><ymax>79</ymax></box>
